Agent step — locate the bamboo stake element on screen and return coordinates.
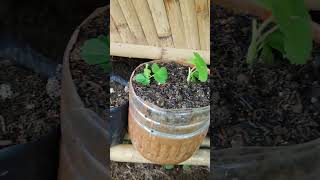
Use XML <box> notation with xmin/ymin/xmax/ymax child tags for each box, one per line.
<box><xmin>110</xmin><ymin>0</ymin><xmax>136</xmax><ymax>43</ymax></box>
<box><xmin>123</xmin><ymin>134</ymin><xmax>210</xmax><ymax>148</ymax></box>
<box><xmin>111</xmin><ymin>42</ymin><xmax>210</xmax><ymax>64</ymax></box>
<box><xmin>179</xmin><ymin>0</ymin><xmax>201</xmax><ymax>50</ymax></box>
<box><xmin>195</xmin><ymin>0</ymin><xmax>210</xmax><ymax>50</ymax></box>
<box><xmin>118</xmin><ymin>0</ymin><xmax>148</xmax><ymax>45</ymax></box>
<box><xmin>110</xmin><ymin>17</ymin><xmax>122</xmax><ymax>43</ymax></box>
<box><xmin>131</xmin><ymin>0</ymin><xmax>160</xmax><ymax>47</ymax></box>
<box><xmin>110</xmin><ymin>144</ymin><xmax>210</xmax><ymax>166</ymax></box>
<box><xmin>164</xmin><ymin>0</ymin><xmax>187</xmax><ymax>48</ymax></box>
<box><xmin>147</xmin><ymin>0</ymin><xmax>174</xmax><ymax>47</ymax></box>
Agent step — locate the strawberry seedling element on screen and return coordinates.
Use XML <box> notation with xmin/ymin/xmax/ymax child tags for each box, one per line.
<box><xmin>187</xmin><ymin>52</ymin><xmax>209</xmax><ymax>83</ymax></box>
<box><xmin>135</xmin><ymin>63</ymin><xmax>168</xmax><ymax>85</ymax></box>
<box><xmin>80</xmin><ymin>35</ymin><xmax>110</xmax><ymax>72</ymax></box>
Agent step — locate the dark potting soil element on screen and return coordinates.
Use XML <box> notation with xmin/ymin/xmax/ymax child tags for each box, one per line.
<box><xmin>132</xmin><ymin>62</ymin><xmax>210</xmax><ymax>109</ymax></box>
<box><xmin>212</xmin><ymin>7</ymin><xmax>320</xmax><ymax>149</ymax></box>
<box><xmin>70</xmin><ymin>11</ymin><xmax>110</xmax><ymax>120</ymax></box>
<box><xmin>110</xmin><ymin>81</ymin><xmax>128</xmax><ymax>108</ymax></box>
<box><xmin>0</xmin><ymin>59</ymin><xmax>60</xmax><ymax>148</ymax></box>
<box><xmin>111</xmin><ymin>161</ymin><xmax>209</xmax><ymax>180</ymax></box>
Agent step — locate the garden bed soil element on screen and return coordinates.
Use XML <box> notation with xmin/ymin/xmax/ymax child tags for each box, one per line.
<box><xmin>0</xmin><ymin>59</ymin><xmax>60</xmax><ymax>149</ymax></box>
<box><xmin>69</xmin><ymin>12</ymin><xmax>109</xmax><ymax>119</ymax></box>
<box><xmin>132</xmin><ymin>62</ymin><xmax>210</xmax><ymax>109</ymax></box>
<box><xmin>110</xmin><ymin>81</ymin><xmax>128</xmax><ymax>108</ymax></box>
<box><xmin>111</xmin><ymin>161</ymin><xmax>209</xmax><ymax>180</ymax></box>
<box><xmin>212</xmin><ymin>7</ymin><xmax>320</xmax><ymax>149</ymax></box>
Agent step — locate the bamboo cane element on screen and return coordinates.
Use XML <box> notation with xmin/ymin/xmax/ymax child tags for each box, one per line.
<box><xmin>110</xmin><ymin>42</ymin><xmax>210</xmax><ymax>64</ymax></box>
<box><xmin>110</xmin><ymin>0</ymin><xmax>136</xmax><ymax>43</ymax></box>
<box><xmin>110</xmin><ymin>144</ymin><xmax>210</xmax><ymax>166</ymax></box>
<box><xmin>110</xmin><ymin>17</ymin><xmax>122</xmax><ymax>43</ymax></box>
<box><xmin>195</xmin><ymin>0</ymin><xmax>210</xmax><ymax>50</ymax></box>
<box><xmin>179</xmin><ymin>0</ymin><xmax>201</xmax><ymax>50</ymax></box>
<box><xmin>164</xmin><ymin>0</ymin><xmax>187</xmax><ymax>48</ymax></box>
<box><xmin>117</xmin><ymin>0</ymin><xmax>148</xmax><ymax>45</ymax></box>
<box><xmin>147</xmin><ymin>0</ymin><xmax>175</xmax><ymax>47</ymax></box>
<box><xmin>131</xmin><ymin>0</ymin><xmax>161</xmax><ymax>47</ymax></box>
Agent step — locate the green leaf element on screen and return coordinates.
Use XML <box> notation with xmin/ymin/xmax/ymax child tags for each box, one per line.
<box><xmin>282</xmin><ymin>17</ymin><xmax>312</xmax><ymax>64</ymax></box>
<box><xmin>264</xmin><ymin>30</ymin><xmax>285</xmax><ymax>54</ymax></box>
<box><xmin>261</xmin><ymin>45</ymin><xmax>274</xmax><ymax>64</ymax></box>
<box><xmin>135</xmin><ymin>73</ymin><xmax>150</xmax><ymax>85</ymax></box>
<box><xmin>191</xmin><ymin>52</ymin><xmax>207</xmax><ymax>67</ymax></box>
<box><xmin>191</xmin><ymin>52</ymin><xmax>208</xmax><ymax>82</ymax></box>
<box><xmin>164</xmin><ymin>165</ymin><xmax>174</xmax><ymax>170</ymax></box>
<box><xmin>80</xmin><ymin>35</ymin><xmax>110</xmax><ymax>71</ymax></box>
<box><xmin>154</xmin><ymin>67</ymin><xmax>168</xmax><ymax>84</ymax></box>
<box><xmin>266</xmin><ymin>0</ymin><xmax>312</xmax><ymax>64</ymax></box>
<box><xmin>151</xmin><ymin>63</ymin><xmax>160</xmax><ymax>73</ymax></box>
<box><xmin>144</xmin><ymin>64</ymin><xmax>151</xmax><ymax>79</ymax></box>
<box><xmin>182</xmin><ymin>165</ymin><xmax>191</xmax><ymax>171</ymax></box>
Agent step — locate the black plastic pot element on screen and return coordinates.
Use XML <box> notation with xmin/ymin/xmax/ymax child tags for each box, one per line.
<box><xmin>0</xmin><ymin>128</ymin><xmax>60</xmax><ymax>180</ymax></box>
<box><xmin>0</xmin><ymin>35</ymin><xmax>60</xmax><ymax>180</ymax></box>
<box><xmin>110</xmin><ymin>74</ymin><xmax>129</xmax><ymax>146</ymax></box>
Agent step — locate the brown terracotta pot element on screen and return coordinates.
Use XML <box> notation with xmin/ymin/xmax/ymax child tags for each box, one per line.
<box><xmin>128</xmin><ymin>60</ymin><xmax>210</xmax><ymax>164</ymax></box>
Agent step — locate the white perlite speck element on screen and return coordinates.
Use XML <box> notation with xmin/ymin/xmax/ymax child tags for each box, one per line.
<box><xmin>0</xmin><ymin>84</ymin><xmax>13</xmax><ymax>100</ymax></box>
<box><xmin>46</xmin><ymin>77</ymin><xmax>61</xmax><ymax>99</ymax></box>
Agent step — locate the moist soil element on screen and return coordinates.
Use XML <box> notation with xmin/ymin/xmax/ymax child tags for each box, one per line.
<box><xmin>69</xmin><ymin>12</ymin><xmax>110</xmax><ymax>120</ymax></box>
<box><xmin>132</xmin><ymin>62</ymin><xmax>210</xmax><ymax>109</ymax></box>
<box><xmin>111</xmin><ymin>161</ymin><xmax>209</xmax><ymax>180</ymax></box>
<box><xmin>110</xmin><ymin>81</ymin><xmax>128</xmax><ymax>108</ymax></box>
<box><xmin>212</xmin><ymin>7</ymin><xmax>320</xmax><ymax>149</ymax></box>
<box><xmin>0</xmin><ymin>59</ymin><xmax>60</xmax><ymax>149</ymax></box>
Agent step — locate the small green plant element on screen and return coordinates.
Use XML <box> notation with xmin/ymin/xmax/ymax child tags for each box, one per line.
<box><xmin>80</xmin><ymin>35</ymin><xmax>110</xmax><ymax>72</ymax></box>
<box><xmin>163</xmin><ymin>164</ymin><xmax>174</xmax><ymax>170</ymax></box>
<box><xmin>135</xmin><ymin>63</ymin><xmax>168</xmax><ymax>85</ymax></box>
<box><xmin>187</xmin><ymin>52</ymin><xmax>209</xmax><ymax>83</ymax></box>
<box><xmin>247</xmin><ymin>0</ymin><xmax>312</xmax><ymax>65</ymax></box>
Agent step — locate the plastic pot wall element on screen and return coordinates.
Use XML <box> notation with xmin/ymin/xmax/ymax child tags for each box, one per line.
<box><xmin>59</xmin><ymin>6</ymin><xmax>109</xmax><ymax>180</ymax></box>
<box><xmin>110</xmin><ymin>74</ymin><xmax>129</xmax><ymax>146</ymax></box>
<box><xmin>128</xmin><ymin>60</ymin><xmax>210</xmax><ymax>164</ymax></box>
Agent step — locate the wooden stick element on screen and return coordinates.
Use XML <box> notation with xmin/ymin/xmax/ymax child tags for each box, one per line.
<box><xmin>111</xmin><ymin>42</ymin><xmax>210</xmax><ymax>64</ymax></box>
<box><xmin>164</xmin><ymin>0</ymin><xmax>187</xmax><ymax>48</ymax></box>
<box><xmin>110</xmin><ymin>144</ymin><xmax>210</xmax><ymax>166</ymax></box>
<box><xmin>123</xmin><ymin>134</ymin><xmax>210</xmax><ymax>148</ymax></box>
<box><xmin>195</xmin><ymin>0</ymin><xmax>210</xmax><ymax>50</ymax></box>
<box><xmin>110</xmin><ymin>17</ymin><xmax>122</xmax><ymax>43</ymax></box>
<box><xmin>117</xmin><ymin>0</ymin><xmax>148</xmax><ymax>45</ymax></box>
<box><xmin>179</xmin><ymin>0</ymin><xmax>201</xmax><ymax>50</ymax></box>
<box><xmin>132</xmin><ymin>0</ymin><xmax>160</xmax><ymax>47</ymax></box>
<box><xmin>215</xmin><ymin>0</ymin><xmax>320</xmax><ymax>43</ymax></box>
<box><xmin>110</xmin><ymin>0</ymin><xmax>136</xmax><ymax>43</ymax></box>
<box><xmin>147</xmin><ymin>0</ymin><xmax>174</xmax><ymax>47</ymax></box>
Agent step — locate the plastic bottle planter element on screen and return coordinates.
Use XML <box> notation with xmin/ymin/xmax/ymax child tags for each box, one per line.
<box><xmin>110</xmin><ymin>74</ymin><xmax>129</xmax><ymax>146</ymax></box>
<box><xmin>128</xmin><ymin>61</ymin><xmax>210</xmax><ymax>164</ymax></box>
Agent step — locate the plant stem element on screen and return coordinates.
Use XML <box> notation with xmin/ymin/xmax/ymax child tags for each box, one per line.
<box><xmin>246</xmin><ymin>19</ymin><xmax>258</xmax><ymax>64</ymax></box>
<box><xmin>187</xmin><ymin>67</ymin><xmax>196</xmax><ymax>83</ymax></box>
<box><xmin>256</xmin><ymin>25</ymin><xmax>279</xmax><ymax>47</ymax></box>
<box><xmin>257</xmin><ymin>16</ymin><xmax>275</xmax><ymax>35</ymax></box>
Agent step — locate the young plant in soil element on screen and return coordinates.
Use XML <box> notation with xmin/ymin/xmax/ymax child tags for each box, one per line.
<box><xmin>132</xmin><ymin>54</ymin><xmax>210</xmax><ymax>109</ymax></box>
<box><xmin>246</xmin><ymin>0</ymin><xmax>312</xmax><ymax>65</ymax></box>
<box><xmin>187</xmin><ymin>52</ymin><xmax>209</xmax><ymax>83</ymax></box>
<box><xmin>80</xmin><ymin>35</ymin><xmax>110</xmax><ymax>72</ymax></box>
<box><xmin>134</xmin><ymin>63</ymin><xmax>168</xmax><ymax>85</ymax></box>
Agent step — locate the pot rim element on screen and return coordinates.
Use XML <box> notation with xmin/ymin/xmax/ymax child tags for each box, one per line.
<box><xmin>129</xmin><ymin>60</ymin><xmax>210</xmax><ymax>113</ymax></box>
